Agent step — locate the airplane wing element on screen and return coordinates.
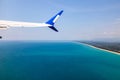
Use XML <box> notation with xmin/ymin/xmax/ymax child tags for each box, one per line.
<box><xmin>0</xmin><ymin>10</ymin><xmax>63</xmax><ymax>32</ymax></box>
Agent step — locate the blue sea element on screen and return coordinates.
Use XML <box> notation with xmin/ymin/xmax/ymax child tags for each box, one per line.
<box><xmin>0</xmin><ymin>41</ymin><xmax>120</xmax><ymax>80</ymax></box>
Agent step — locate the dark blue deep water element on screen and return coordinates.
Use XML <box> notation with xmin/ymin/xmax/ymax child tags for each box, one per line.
<box><xmin>0</xmin><ymin>41</ymin><xmax>120</xmax><ymax>80</ymax></box>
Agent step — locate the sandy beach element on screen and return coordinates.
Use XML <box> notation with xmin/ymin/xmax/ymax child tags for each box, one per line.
<box><xmin>74</xmin><ymin>41</ymin><xmax>120</xmax><ymax>55</ymax></box>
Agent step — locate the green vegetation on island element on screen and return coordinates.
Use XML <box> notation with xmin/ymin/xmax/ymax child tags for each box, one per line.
<box><xmin>78</xmin><ymin>41</ymin><xmax>120</xmax><ymax>53</ymax></box>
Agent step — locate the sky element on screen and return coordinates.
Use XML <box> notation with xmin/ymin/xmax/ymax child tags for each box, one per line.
<box><xmin>0</xmin><ymin>0</ymin><xmax>120</xmax><ymax>41</ymax></box>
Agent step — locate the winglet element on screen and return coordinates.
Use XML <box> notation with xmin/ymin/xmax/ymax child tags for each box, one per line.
<box><xmin>46</xmin><ymin>10</ymin><xmax>63</xmax><ymax>32</ymax></box>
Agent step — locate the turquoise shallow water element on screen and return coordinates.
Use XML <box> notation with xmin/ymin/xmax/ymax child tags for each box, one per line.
<box><xmin>0</xmin><ymin>41</ymin><xmax>120</xmax><ymax>80</ymax></box>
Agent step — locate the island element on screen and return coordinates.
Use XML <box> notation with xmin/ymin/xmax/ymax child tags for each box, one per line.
<box><xmin>77</xmin><ymin>41</ymin><xmax>120</xmax><ymax>54</ymax></box>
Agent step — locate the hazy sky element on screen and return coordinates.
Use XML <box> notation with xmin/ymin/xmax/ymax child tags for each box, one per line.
<box><xmin>0</xmin><ymin>0</ymin><xmax>120</xmax><ymax>40</ymax></box>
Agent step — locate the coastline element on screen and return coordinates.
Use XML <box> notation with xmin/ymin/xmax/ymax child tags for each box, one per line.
<box><xmin>75</xmin><ymin>42</ymin><xmax>120</xmax><ymax>55</ymax></box>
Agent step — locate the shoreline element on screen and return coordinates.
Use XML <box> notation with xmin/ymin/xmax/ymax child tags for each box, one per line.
<box><xmin>75</xmin><ymin>42</ymin><xmax>120</xmax><ymax>55</ymax></box>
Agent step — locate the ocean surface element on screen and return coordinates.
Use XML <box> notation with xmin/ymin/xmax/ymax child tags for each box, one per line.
<box><xmin>0</xmin><ymin>41</ymin><xmax>120</xmax><ymax>80</ymax></box>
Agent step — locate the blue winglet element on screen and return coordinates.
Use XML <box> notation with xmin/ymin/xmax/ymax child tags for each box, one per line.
<box><xmin>46</xmin><ymin>10</ymin><xmax>63</xmax><ymax>32</ymax></box>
